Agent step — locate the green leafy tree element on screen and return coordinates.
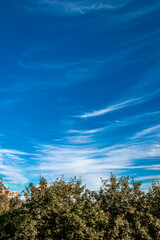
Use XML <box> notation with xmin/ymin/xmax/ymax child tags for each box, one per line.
<box><xmin>4</xmin><ymin>176</ymin><xmax>106</xmax><ymax>239</ymax></box>
<box><xmin>0</xmin><ymin>177</ymin><xmax>4</xmax><ymax>189</ymax></box>
<box><xmin>96</xmin><ymin>174</ymin><xmax>160</xmax><ymax>239</ymax></box>
<box><xmin>0</xmin><ymin>177</ymin><xmax>10</xmax><ymax>216</ymax></box>
<box><xmin>0</xmin><ymin>174</ymin><xmax>160</xmax><ymax>239</ymax></box>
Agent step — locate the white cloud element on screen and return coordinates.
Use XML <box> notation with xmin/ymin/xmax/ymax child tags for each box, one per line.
<box><xmin>79</xmin><ymin>81</ymin><xmax>160</xmax><ymax>118</ymax></box>
<box><xmin>1</xmin><ymin>122</ymin><xmax>160</xmax><ymax>190</ymax></box>
<box><xmin>31</xmin><ymin>134</ymin><xmax>160</xmax><ymax>189</ymax></box>
<box><xmin>132</xmin><ymin>125</ymin><xmax>160</xmax><ymax>139</ymax></box>
<box><xmin>0</xmin><ymin>148</ymin><xmax>29</xmax><ymax>184</ymax></box>
<box><xmin>67</xmin><ymin>127</ymin><xmax>106</xmax><ymax>135</ymax></box>
<box><xmin>79</xmin><ymin>98</ymin><xmax>141</xmax><ymax>118</ymax></box>
<box><xmin>135</xmin><ymin>175</ymin><xmax>160</xmax><ymax>181</ymax></box>
<box><xmin>66</xmin><ymin>135</ymin><xmax>95</xmax><ymax>144</ymax></box>
<box><xmin>147</xmin><ymin>165</ymin><xmax>160</xmax><ymax>170</ymax></box>
<box><xmin>1</xmin><ymin>110</ymin><xmax>160</xmax><ymax>190</ymax></box>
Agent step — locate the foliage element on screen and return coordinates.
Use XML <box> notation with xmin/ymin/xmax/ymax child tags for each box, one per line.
<box><xmin>0</xmin><ymin>174</ymin><xmax>160</xmax><ymax>239</ymax></box>
<box><xmin>0</xmin><ymin>177</ymin><xmax>4</xmax><ymax>189</ymax></box>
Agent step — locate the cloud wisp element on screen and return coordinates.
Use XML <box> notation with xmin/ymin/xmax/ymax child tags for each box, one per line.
<box><xmin>32</xmin><ymin>139</ymin><xmax>160</xmax><ymax>189</ymax></box>
<box><xmin>77</xmin><ymin>111</ymin><xmax>160</xmax><ymax>138</ymax></box>
<box><xmin>79</xmin><ymin>98</ymin><xmax>141</xmax><ymax>118</ymax></box>
<box><xmin>1</xmin><ymin>117</ymin><xmax>160</xmax><ymax>190</ymax></box>
<box><xmin>18</xmin><ymin>0</ymin><xmax>160</xmax><ymax>19</ymax></box>
<box><xmin>67</xmin><ymin>127</ymin><xmax>107</xmax><ymax>135</ymax></box>
<box><xmin>79</xmin><ymin>78</ymin><xmax>160</xmax><ymax>118</ymax></box>
<box><xmin>110</xmin><ymin>111</ymin><xmax>160</xmax><ymax>130</ymax></box>
<box><xmin>135</xmin><ymin>175</ymin><xmax>160</xmax><ymax>181</ymax></box>
<box><xmin>18</xmin><ymin>0</ymin><xmax>128</xmax><ymax>15</ymax></box>
<box><xmin>131</xmin><ymin>125</ymin><xmax>160</xmax><ymax>140</ymax></box>
<box><xmin>27</xmin><ymin>118</ymin><xmax>160</xmax><ymax>190</ymax></box>
<box><xmin>0</xmin><ymin>148</ymin><xmax>29</xmax><ymax>184</ymax></box>
<box><xmin>17</xmin><ymin>35</ymin><xmax>160</xmax><ymax>89</ymax></box>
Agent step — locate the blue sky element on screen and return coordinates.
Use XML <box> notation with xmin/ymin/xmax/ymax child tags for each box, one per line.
<box><xmin>0</xmin><ymin>0</ymin><xmax>160</xmax><ymax>192</ymax></box>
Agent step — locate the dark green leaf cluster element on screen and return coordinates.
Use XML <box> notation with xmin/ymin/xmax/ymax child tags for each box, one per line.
<box><xmin>0</xmin><ymin>174</ymin><xmax>160</xmax><ymax>239</ymax></box>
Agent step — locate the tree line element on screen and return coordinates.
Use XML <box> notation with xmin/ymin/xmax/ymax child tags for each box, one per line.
<box><xmin>0</xmin><ymin>174</ymin><xmax>160</xmax><ymax>240</ymax></box>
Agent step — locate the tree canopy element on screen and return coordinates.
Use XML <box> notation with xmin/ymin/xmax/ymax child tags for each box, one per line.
<box><xmin>0</xmin><ymin>174</ymin><xmax>160</xmax><ymax>239</ymax></box>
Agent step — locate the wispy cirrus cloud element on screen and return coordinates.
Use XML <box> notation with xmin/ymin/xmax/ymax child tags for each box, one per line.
<box><xmin>27</xmin><ymin>119</ymin><xmax>160</xmax><ymax>190</ymax></box>
<box><xmin>17</xmin><ymin>0</ymin><xmax>128</xmax><ymax>15</ymax></box>
<box><xmin>112</xmin><ymin>1</ymin><xmax>160</xmax><ymax>23</ymax></box>
<box><xmin>66</xmin><ymin>135</ymin><xmax>95</xmax><ymax>144</ymax></box>
<box><xmin>0</xmin><ymin>148</ymin><xmax>29</xmax><ymax>184</ymax></box>
<box><xmin>135</xmin><ymin>175</ymin><xmax>160</xmax><ymax>181</ymax></box>
<box><xmin>57</xmin><ymin>110</ymin><xmax>160</xmax><ymax>146</ymax></box>
<box><xmin>19</xmin><ymin>37</ymin><xmax>158</xmax><ymax>71</ymax></box>
<box><xmin>71</xmin><ymin>111</ymin><xmax>160</xmax><ymax>141</ymax></box>
<box><xmin>32</xmin><ymin>139</ymin><xmax>160</xmax><ymax>189</ymax></box>
<box><xmin>17</xmin><ymin>0</ymin><xmax>160</xmax><ymax>19</ymax></box>
<box><xmin>1</xmin><ymin>116</ymin><xmax>160</xmax><ymax>190</ymax></box>
<box><xmin>131</xmin><ymin>125</ymin><xmax>160</xmax><ymax>140</ymax></box>
<box><xmin>79</xmin><ymin>98</ymin><xmax>141</xmax><ymax>118</ymax></box>
<box><xmin>18</xmin><ymin>47</ymin><xmax>104</xmax><ymax>86</ymax></box>
<box><xmin>109</xmin><ymin>111</ymin><xmax>160</xmax><ymax>129</ymax></box>
<box><xmin>79</xmin><ymin>76</ymin><xmax>160</xmax><ymax>118</ymax></box>
<box><xmin>40</xmin><ymin>0</ymin><xmax>119</xmax><ymax>13</ymax></box>
<box><xmin>16</xmin><ymin>36</ymin><xmax>160</xmax><ymax>89</ymax></box>
<box><xmin>67</xmin><ymin>127</ymin><xmax>106</xmax><ymax>135</ymax></box>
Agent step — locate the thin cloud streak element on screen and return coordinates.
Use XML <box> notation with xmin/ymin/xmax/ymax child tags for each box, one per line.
<box><xmin>0</xmin><ymin>147</ymin><xmax>30</xmax><ymax>184</ymax></box>
<box><xmin>66</xmin><ymin>135</ymin><xmax>95</xmax><ymax>144</ymax></box>
<box><xmin>132</xmin><ymin>125</ymin><xmax>160</xmax><ymax>139</ymax></box>
<box><xmin>17</xmin><ymin>38</ymin><xmax>160</xmax><ymax>89</ymax></box>
<box><xmin>79</xmin><ymin>86</ymin><xmax>160</xmax><ymax>119</ymax></box>
<box><xmin>135</xmin><ymin>175</ymin><xmax>160</xmax><ymax>181</ymax></box>
<box><xmin>79</xmin><ymin>98</ymin><xmax>141</xmax><ymax>118</ymax></box>
<box><xmin>42</xmin><ymin>0</ymin><xmax>118</xmax><ymax>13</ymax></box>
<box><xmin>109</xmin><ymin>111</ymin><xmax>160</xmax><ymax>130</ymax></box>
<box><xmin>19</xmin><ymin>0</ymin><xmax>130</xmax><ymax>15</ymax></box>
<box><xmin>18</xmin><ymin>0</ymin><xmax>160</xmax><ymax>19</ymax></box>
<box><xmin>71</xmin><ymin>111</ymin><xmax>160</xmax><ymax>142</ymax></box>
<box><xmin>67</xmin><ymin>127</ymin><xmax>106</xmax><ymax>135</ymax></box>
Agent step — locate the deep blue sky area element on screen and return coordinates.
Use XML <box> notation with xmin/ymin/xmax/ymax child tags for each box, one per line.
<box><xmin>0</xmin><ymin>0</ymin><xmax>160</xmax><ymax>192</ymax></box>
